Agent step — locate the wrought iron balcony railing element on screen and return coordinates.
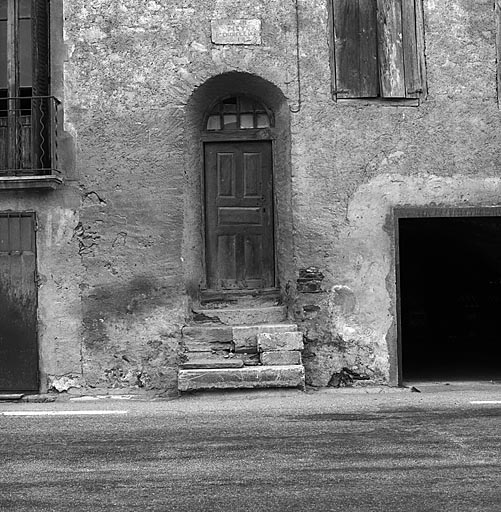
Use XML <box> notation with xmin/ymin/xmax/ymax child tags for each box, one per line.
<box><xmin>0</xmin><ymin>96</ymin><xmax>61</xmax><ymax>178</ymax></box>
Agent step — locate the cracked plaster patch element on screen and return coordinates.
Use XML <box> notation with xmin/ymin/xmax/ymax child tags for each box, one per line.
<box><xmin>338</xmin><ymin>173</ymin><xmax>501</xmax><ymax>378</ymax></box>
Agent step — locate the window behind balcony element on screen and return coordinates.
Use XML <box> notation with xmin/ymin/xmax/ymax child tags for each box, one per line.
<box><xmin>0</xmin><ymin>0</ymin><xmax>52</xmax><ymax>175</ymax></box>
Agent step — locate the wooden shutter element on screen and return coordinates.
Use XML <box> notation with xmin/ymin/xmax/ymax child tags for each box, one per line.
<box><xmin>31</xmin><ymin>0</ymin><xmax>50</xmax><ymax>170</ymax></box>
<box><xmin>32</xmin><ymin>0</ymin><xmax>49</xmax><ymax>97</ymax></box>
<box><xmin>6</xmin><ymin>0</ymin><xmax>19</xmax><ymax>170</ymax></box>
<box><xmin>333</xmin><ymin>0</ymin><xmax>423</xmax><ymax>100</ymax></box>
<box><xmin>333</xmin><ymin>0</ymin><xmax>379</xmax><ymax>98</ymax></box>
<box><xmin>376</xmin><ymin>0</ymin><xmax>421</xmax><ymax>98</ymax></box>
<box><xmin>0</xmin><ymin>212</ymin><xmax>39</xmax><ymax>392</ymax></box>
<box><xmin>376</xmin><ymin>0</ymin><xmax>405</xmax><ymax>97</ymax></box>
<box><xmin>401</xmin><ymin>0</ymin><xmax>423</xmax><ymax>97</ymax></box>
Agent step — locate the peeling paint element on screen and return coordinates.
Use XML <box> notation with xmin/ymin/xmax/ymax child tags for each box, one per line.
<box><xmin>73</xmin><ymin>222</ymin><xmax>101</xmax><ymax>256</ymax></box>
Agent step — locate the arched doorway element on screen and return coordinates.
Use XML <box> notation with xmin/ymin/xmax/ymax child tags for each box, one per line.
<box><xmin>203</xmin><ymin>96</ymin><xmax>275</xmax><ymax>290</ymax></box>
<box><xmin>183</xmin><ymin>72</ymin><xmax>293</xmax><ymax>302</ymax></box>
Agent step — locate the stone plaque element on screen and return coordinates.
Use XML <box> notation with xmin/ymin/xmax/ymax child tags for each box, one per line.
<box><xmin>211</xmin><ymin>19</ymin><xmax>262</xmax><ymax>45</ymax></box>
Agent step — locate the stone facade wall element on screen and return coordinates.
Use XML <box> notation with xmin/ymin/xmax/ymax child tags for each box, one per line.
<box><xmin>41</xmin><ymin>0</ymin><xmax>501</xmax><ymax>393</ymax></box>
<box><xmin>0</xmin><ymin>0</ymin><xmax>80</xmax><ymax>394</ymax></box>
<box><xmin>290</xmin><ymin>0</ymin><xmax>500</xmax><ymax>386</ymax></box>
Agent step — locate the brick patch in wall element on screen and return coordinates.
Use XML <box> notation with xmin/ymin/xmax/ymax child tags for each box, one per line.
<box><xmin>297</xmin><ymin>267</ymin><xmax>324</xmax><ymax>293</ymax></box>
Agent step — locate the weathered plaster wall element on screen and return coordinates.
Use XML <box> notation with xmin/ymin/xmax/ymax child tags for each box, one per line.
<box><xmin>59</xmin><ymin>0</ymin><xmax>501</xmax><ymax>391</ymax></box>
<box><xmin>292</xmin><ymin>0</ymin><xmax>501</xmax><ymax>386</ymax></box>
<box><xmin>62</xmin><ymin>0</ymin><xmax>300</xmax><ymax>392</ymax></box>
<box><xmin>0</xmin><ymin>1</ymin><xmax>81</xmax><ymax>394</ymax></box>
<box><xmin>62</xmin><ymin>2</ymin><xmax>192</xmax><ymax>393</ymax></box>
<box><xmin>0</xmin><ymin>189</ymin><xmax>81</xmax><ymax>393</ymax></box>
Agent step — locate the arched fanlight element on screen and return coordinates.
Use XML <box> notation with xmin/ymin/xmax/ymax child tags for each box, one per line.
<box><xmin>205</xmin><ymin>96</ymin><xmax>272</xmax><ymax>131</ymax></box>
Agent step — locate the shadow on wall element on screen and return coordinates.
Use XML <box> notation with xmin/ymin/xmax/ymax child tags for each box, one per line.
<box><xmin>82</xmin><ymin>275</ymin><xmax>174</xmax><ymax>350</ymax></box>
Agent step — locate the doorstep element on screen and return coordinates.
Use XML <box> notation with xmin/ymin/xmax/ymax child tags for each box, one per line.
<box><xmin>178</xmin><ymin>365</ymin><xmax>306</xmax><ymax>392</ymax></box>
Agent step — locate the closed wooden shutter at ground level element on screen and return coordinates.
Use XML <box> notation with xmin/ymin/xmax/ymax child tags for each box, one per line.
<box><xmin>0</xmin><ymin>213</ymin><xmax>38</xmax><ymax>392</ymax></box>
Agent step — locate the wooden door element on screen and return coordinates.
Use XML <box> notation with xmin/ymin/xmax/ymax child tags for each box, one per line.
<box><xmin>0</xmin><ymin>213</ymin><xmax>38</xmax><ymax>392</ymax></box>
<box><xmin>205</xmin><ymin>141</ymin><xmax>275</xmax><ymax>290</ymax></box>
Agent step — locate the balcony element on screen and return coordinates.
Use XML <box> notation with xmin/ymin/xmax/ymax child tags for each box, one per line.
<box><xmin>0</xmin><ymin>96</ymin><xmax>62</xmax><ymax>189</ymax></box>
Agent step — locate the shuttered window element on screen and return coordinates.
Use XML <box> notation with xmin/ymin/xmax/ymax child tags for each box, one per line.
<box><xmin>0</xmin><ymin>0</ymin><xmax>53</xmax><ymax>175</ymax></box>
<box><xmin>331</xmin><ymin>0</ymin><xmax>425</xmax><ymax>101</ymax></box>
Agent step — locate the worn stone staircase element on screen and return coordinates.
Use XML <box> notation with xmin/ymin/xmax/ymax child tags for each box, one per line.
<box><xmin>178</xmin><ymin>291</ymin><xmax>305</xmax><ymax>392</ymax></box>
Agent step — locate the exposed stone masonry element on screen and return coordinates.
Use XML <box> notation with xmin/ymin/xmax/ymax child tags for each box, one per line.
<box><xmin>179</xmin><ymin>294</ymin><xmax>305</xmax><ymax>391</ymax></box>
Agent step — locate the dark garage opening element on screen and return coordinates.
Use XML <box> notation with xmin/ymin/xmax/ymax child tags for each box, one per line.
<box><xmin>398</xmin><ymin>214</ymin><xmax>501</xmax><ymax>382</ymax></box>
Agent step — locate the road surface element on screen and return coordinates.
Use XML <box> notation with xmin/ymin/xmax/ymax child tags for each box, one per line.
<box><xmin>0</xmin><ymin>383</ymin><xmax>500</xmax><ymax>511</ymax></box>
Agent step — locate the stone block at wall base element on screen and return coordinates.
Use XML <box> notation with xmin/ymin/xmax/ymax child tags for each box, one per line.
<box><xmin>257</xmin><ymin>331</ymin><xmax>304</xmax><ymax>352</ymax></box>
<box><xmin>260</xmin><ymin>350</ymin><xmax>302</xmax><ymax>365</ymax></box>
<box><xmin>233</xmin><ymin>323</ymin><xmax>298</xmax><ymax>353</ymax></box>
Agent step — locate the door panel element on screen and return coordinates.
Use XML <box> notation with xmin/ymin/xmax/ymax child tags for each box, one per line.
<box><xmin>218</xmin><ymin>207</ymin><xmax>261</xmax><ymax>225</ymax></box>
<box><xmin>0</xmin><ymin>213</ymin><xmax>38</xmax><ymax>392</ymax></box>
<box><xmin>243</xmin><ymin>153</ymin><xmax>261</xmax><ymax>196</ymax></box>
<box><xmin>244</xmin><ymin>234</ymin><xmax>263</xmax><ymax>280</ymax></box>
<box><xmin>216</xmin><ymin>234</ymin><xmax>237</xmax><ymax>282</ymax></box>
<box><xmin>205</xmin><ymin>141</ymin><xmax>274</xmax><ymax>290</ymax></box>
<box><xmin>217</xmin><ymin>153</ymin><xmax>236</xmax><ymax>197</ymax></box>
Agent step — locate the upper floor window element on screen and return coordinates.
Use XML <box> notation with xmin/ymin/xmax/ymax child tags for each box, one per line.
<box><xmin>331</xmin><ymin>0</ymin><xmax>426</xmax><ymax>104</ymax></box>
<box><xmin>0</xmin><ymin>0</ymin><xmax>60</xmax><ymax>181</ymax></box>
<box><xmin>205</xmin><ymin>96</ymin><xmax>272</xmax><ymax>131</ymax></box>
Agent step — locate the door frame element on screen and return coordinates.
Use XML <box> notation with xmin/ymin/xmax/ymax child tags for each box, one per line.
<box><xmin>184</xmin><ymin>73</ymin><xmax>295</xmax><ymax>305</ymax></box>
<box><xmin>200</xmin><ymin>130</ymin><xmax>278</xmax><ymax>292</ymax></box>
<box><xmin>0</xmin><ymin>210</ymin><xmax>39</xmax><ymax>392</ymax></box>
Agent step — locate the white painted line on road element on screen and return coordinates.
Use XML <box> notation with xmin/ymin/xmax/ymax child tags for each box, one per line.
<box><xmin>70</xmin><ymin>395</ymin><xmax>136</xmax><ymax>401</ymax></box>
<box><xmin>1</xmin><ymin>410</ymin><xmax>129</xmax><ymax>416</ymax></box>
<box><xmin>470</xmin><ymin>401</ymin><xmax>501</xmax><ymax>405</ymax></box>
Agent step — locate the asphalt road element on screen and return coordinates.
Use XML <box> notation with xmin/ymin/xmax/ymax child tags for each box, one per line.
<box><xmin>0</xmin><ymin>384</ymin><xmax>500</xmax><ymax>511</ymax></box>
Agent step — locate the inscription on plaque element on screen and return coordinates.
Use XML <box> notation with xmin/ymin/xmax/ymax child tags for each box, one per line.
<box><xmin>211</xmin><ymin>19</ymin><xmax>262</xmax><ymax>45</ymax></box>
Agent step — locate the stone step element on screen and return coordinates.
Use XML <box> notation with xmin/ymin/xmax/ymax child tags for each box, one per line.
<box><xmin>260</xmin><ymin>351</ymin><xmax>302</xmax><ymax>366</ymax></box>
<box><xmin>182</xmin><ymin>323</ymin><xmax>298</xmax><ymax>352</ymax></box>
<box><xmin>184</xmin><ymin>323</ymin><xmax>297</xmax><ymax>339</ymax></box>
<box><xmin>183</xmin><ymin>340</ymin><xmax>232</xmax><ymax>352</ymax></box>
<box><xmin>180</xmin><ymin>359</ymin><xmax>244</xmax><ymax>370</ymax></box>
<box><xmin>182</xmin><ymin>348</ymin><xmax>302</xmax><ymax>368</ymax></box>
<box><xmin>178</xmin><ymin>365</ymin><xmax>305</xmax><ymax>392</ymax></box>
<box><xmin>257</xmin><ymin>331</ymin><xmax>304</xmax><ymax>352</ymax></box>
<box><xmin>182</xmin><ymin>325</ymin><xmax>233</xmax><ymax>344</ymax></box>
<box><xmin>233</xmin><ymin>323</ymin><xmax>298</xmax><ymax>353</ymax></box>
<box><xmin>194</xmin><ymin>305</ymin><xmax>287</xmax><ymax>325</ymax></box>
<box><xmin>200</xmin><ymin>289</ymin><xmax>280</xmax><ymax>309</ymax></box>
<box><xmin>182</xmin><ymin>351</ymin><xmax>260</xmax><ymax>367</ymax></box>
